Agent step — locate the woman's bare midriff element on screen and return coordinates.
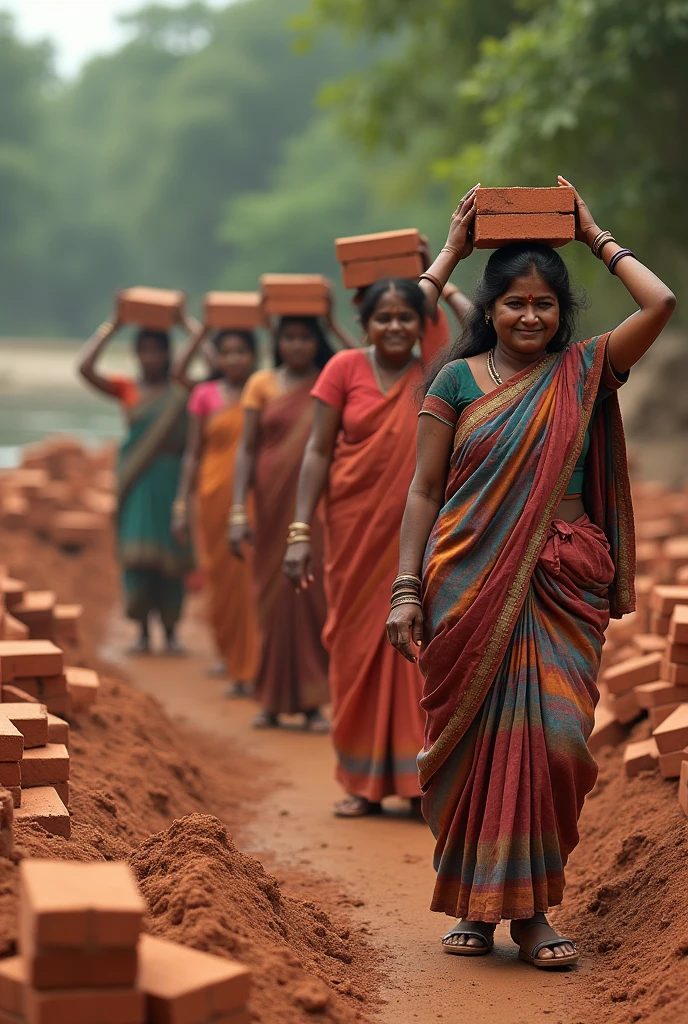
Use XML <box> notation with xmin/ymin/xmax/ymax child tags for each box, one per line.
<box><xmin>554</xmin><ymin>496</ymin><xmax>585</xmax><ymax>523</ymax></box>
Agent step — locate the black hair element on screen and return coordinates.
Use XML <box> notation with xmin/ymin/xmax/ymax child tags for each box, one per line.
<box><xmin>134</xmin><ymin>328</ymin><xmax>171</xmax><ymax>379</ymax></box>
<box><xmin>358</xmin><ymin>278</ymin><xmax>427</xmax><ymax>331</ymax></box>
<box><xmin>426</xmin><ymin>244</ymin><xmax>583</xmax><ymax>391</ymax></box>
<box><xmin>274</xmin><ymin>316</ymin><xmax>334</xmax><ymax>370</ymax></box>
<box><xmin>213</xmin><ymin>328</ymin><xmax>256</xmax><ymax>354</ymax></box>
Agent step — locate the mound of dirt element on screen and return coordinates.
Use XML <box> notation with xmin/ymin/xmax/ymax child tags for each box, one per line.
<box><xmin>552</xmin><ymin>723</ymin><xmax>688</xmax><ymax>1024</ymax></box>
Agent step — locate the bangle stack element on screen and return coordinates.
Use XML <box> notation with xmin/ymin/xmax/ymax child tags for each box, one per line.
<box><xmin>418</xmin><ymin>272</ymin><xmax>444</xmax><ymax>294</ymax></box>
<box><xmin>287</xmin><ymin>521</ymin><xmax>311</xmax><ymax>546</ymax></box>
<box><xmin>608</xmin><ymin>248</ymin><xmax>636</xmax><ymax>275</ymax></box>
<box><xmin>390</xmin><ymin>572</ymin><xmax>422</xmax><ymax>610</ymax></box>
<box><xmin>228</xmin><ymin>504</ymin><xmax>249</xmax><ymax>527</ymax></box>
<box><xmin>440</xmin><ymin>245</ymin><xmax>462</xmax><ymax>260</ymax></box>
<box><xmin>590</xmin><ymin>230</ymin><xmax>616</xmax><ymax>259</ymax></box>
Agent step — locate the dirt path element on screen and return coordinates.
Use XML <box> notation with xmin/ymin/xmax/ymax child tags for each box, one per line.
<box><xmin>103</xmin><ymin>610</ymin><xmax>591</xmax><ymax>1024</ymax></box>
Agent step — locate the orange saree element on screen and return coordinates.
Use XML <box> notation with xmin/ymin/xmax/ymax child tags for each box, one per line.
<box><xmin>196</xmin><ymin>402</ymin><xmax>259</xmax><ymax>682</ymax></box>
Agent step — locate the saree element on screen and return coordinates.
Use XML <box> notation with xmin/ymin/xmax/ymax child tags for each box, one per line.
<box><xmin>420</xmin><ymin>334</ymin><xmax>635</xmax><ymax>922</ymax></box>
<box><xmin>253</xmin><ymin>382</ymin><xmax>329</xmax><ymax>714</ymax></box>
<box><xmin>196</xmin><ymin>404</ymin><xmax>259</xmax><ymax>681</ymax></box>
<box><xmin>117</xmin><ymin>384</ymin><xmax>193</xmax><ymax>627</ymax></box>
<box><xmin>321</xmin><ymin>364</ymin><xmax>427</xmax><ymax>801</ymax></box>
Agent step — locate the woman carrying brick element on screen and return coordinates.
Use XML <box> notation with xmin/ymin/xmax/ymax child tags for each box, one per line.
<box><xmin>171</xmin><ymin>328</ymin><xmax>260</xmax><ymax>697</ymax></box>
<box><xmin>78</xmin><ymin>315</ymin><xmax>195</xmax><ymax>655</ymax></box>
<box><xmin>386</xmin><ymin>178</ymin><xmax>676</xmax><ymax>965</ymax></box>
<box><xmin>283</xmin><ymin>278</ymin><xmax>450</xmax><ymax>817</ymax></box>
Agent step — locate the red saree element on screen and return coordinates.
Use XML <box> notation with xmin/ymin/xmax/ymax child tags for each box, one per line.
<box><xmin>253</xmin><ymin>381</ymin><xmax>329</xmax><ymax>714</ymax></box>
<box><xmin>419</xmin><ymin>335</ymin><xmax>635</xmax><ymax>922</ymax></box>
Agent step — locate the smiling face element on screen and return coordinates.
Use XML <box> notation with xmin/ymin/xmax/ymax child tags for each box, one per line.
<box><xmin>491</xmin><ymin>270</ymin><xmax>561</xmax><ymax>357</ymax></box>
<box><xmin>366</xmin><ymin>286</ymin><xmax>423</xmax><ymax>364</ymax></box>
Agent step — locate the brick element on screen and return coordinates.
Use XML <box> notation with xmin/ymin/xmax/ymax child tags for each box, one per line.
<box><xmin>11</xmin><ymin>594</ymin><xmax>55</xmax><ymax>627</ymax></box>
<box><xmin>649</xmin><ymin>703</ymin><xmax>681</xmax><ymax>729</ymax></box>
<box><xmin>635</xmin><ymin>681</ymin><xmax>688</xmax><ymax>709</ymax></box>
<box><xmin>653</xmin><ymin>704</ymin><xmax>688</xmax><ymax>755</ymax></box>
<box><xmin>21</xmin><ymin>744</ymin><xmax>69</xmax><ymax>787</ymax></box>
<box><xmin>2</xmin><ymin>616</ymin><xmax>28</xmax><ymax>642</ymax></box>
<box><xmin>588</xmin><ymin>705</ymin><xmax>623</xmax><ymax>753</ymax></box>
<box><xmin>0</xmin><ymin>717</ymin><xmax>24</xmax><ymax>762</ymax></box>
<box><xmin>52</xmin><ymin>605</ymin><xmax>81</xmax><ymax>645</ymax></box>
<box><xmin>51</xmin><ymin>511</ymin><xmax>104</xmax><ymax>549</ymax></box>
<box><xmin>65</xmin><ymin>667</ymin><xmax>99</xmax><ymax>710</ymax></box>
<box><xmin>0</xmin><ymin>642</ymin><xmax>63</xmax><ymax>683</ymax></box>
<box><xmin>46</xmin><ymin>714</ymin><xmax>69</xmax><ymax>749</ymax></box>
<box><xmin>650</xmin><ymin>584</ymin><xmax>688</xmax><ymax>616</ymax></box>
<box><xmin>14</xmin><ymin>788</ymin><xmax>69</xmax><ymax>838</ymax></box>
<box><xmin>631</xmin><ymin>633</ymin><xmax>667</xmax><ymax>656</ymax></box>
<box><xmin>2</xmin><ymin>687</ymin><xmax>39</xmax><ymax>706</ymax></box>
<box><xmin>609</xmin><ymin>689</ymin><xmax>641</xmax><ymax>725</ymax></box>
<box><xmin>650</xmin><ymin>611</ymin><xmax>671</xmax><ymax>635</ymax></box>
<box><xmin>0</xmin><ymin>764</ymin><xmax>20</xmax><ymax>788</ymax></box>
<box><xmin>203</xmin><ymin>292</ymin><xmax>265</xmax><ymax>330</ymax></box>
<box><xmin>0</xmin><ymin>706</ymin><xmax>48</xmax><ymax>748</ymax></box>
<box><xmin>335</xmin><ymin>228</ymin><xmax>421</xmax><ymax>264</ymax></box>
<box><xmin>635</xmin><ymin>542</ymin><xmax>661</xmax><ymax>573</ymax></box>
<box><xmin>602</xmin><ymin>653</ymin><xmax>663</xmax><ymax>695</ymax></box>
<box><xmin>52</xmin><ymin>782</ymin><xmax>70</xmax><ymax>808</ymax></box>
<box><xmin>474</xmin><ymin>212</ymin><xmax>575</xmax><ymax>249</ymax></box>
<box><xmin>680</xmin><ymin>759</ymin><xmax>688</xmax><ymax>818</ymax></box>
<box><xmin>5</xmin><ymin>680</ymin><xmax>39</xmax><ymax>700</ymax></box>
<box><xmin>27</xmin><ymin>946</ymin><xmax>138</xmax><ymax>991</ymax></box>
<box><xmin>679</xmin><ymin>565</ymin><xmax>688</xmax><ymax>585</ymax></box>
<box><xmin>670</xmin><ymin>604</ymin><xmax>688</xmax><ymax>644</ymax></box>
<box><xmin>117</xmin><ymin>286</ymin><xmax>185</xmax><ymax>329</ymax></box>
<box><xmin>666</xmin><ymin>641</ymin><xmax>688</xmax><ymax>665</ymax></box>
<box><xmin>0</xmin><ymin>496</ymin><xmax>28</xmax><ymax>530</ymax></box>
<box><xmin>138</xmin><ymin>933</ymin><xmax>251</xmax><ymax>1023</ymax></box>
<box><xmin>341</xmin><ymin>253</ymin><xmax>425</xmax><ymax>290</ymax></box>
<box><xmin>658</xmin><ymin>747</ymin><xmax>688</xmax><ymax>780</ymax></box>
<box><xmin>475</xmin><ymin>186</ymin><xmax>575</xmax><ymax>216</ymax></box>
<box><xmin>0</xmin><ymin>955</ymin><xmax>24</xmax><ymax>1014</ymax></box>
<box><xmin>623</xmin><ymin>738</ymin><xmax>659</xmax><ymax>777</ymax></box>
<box><xmin>20</xmin><ymin>860</ymin><xmax>145</xmax><ymax>953</ymax></box>
<box><xmin>34</xmin><ymin>675</ymin><xmax>67</xmax><ymax>698</ymax></box>
<box><xmin>214</xmin><ymin>1012</ymin><xmax>250</xmax><ymax>1024</ymax></box>
<box><xmin>664</xmin><ymin>535</ymin><xmax>688</xmax><ymax>572</ymax></box>
<box><xmin>637</xmin><ymin>518</ymin><xmax>675</xmax><ymax>542</ymax></box>
<box><xmin>41</xmin><ymin>693</ymin><xmax>72</xmax><ymax>718</ymax></box>
<box><xmin>1</xmin><ymin>579</ymin><xmax>26</xmax><ymax>610</ymax></box>
<box><xmin>24</xmin><ymin>985</ymin><xmax>145</xmax><ymax>1024</ymax></box>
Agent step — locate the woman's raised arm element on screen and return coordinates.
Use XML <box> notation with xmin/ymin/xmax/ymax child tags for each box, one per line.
<box><xmin>173</xmin><ymin>323</ymin><xmax>215</xmax><ymax>391</ymax></box>
<box><xmin>77</xmin><ymin>317</ymin><xmax>120</xmax><ymax>395</ymax></box>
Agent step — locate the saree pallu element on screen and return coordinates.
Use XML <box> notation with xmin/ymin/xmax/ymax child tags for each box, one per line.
<box><xmin>253</xmin><ymin>384</ymin><xmax>329</xmax><ymax>714</ymax></box>
<box><xmin>324</xmin><ymin>369</ymin><xmax>426</xmax><ymax>801</ymax></box>
<box><xmin>197</xmin><ymin>405</ymin><xmax>259</xmax><ymax>681</ymax></box>
<box><xmin>420</xmin><ymin>335</ymin><xmax>635</xmax><ymax>922</ymax></box>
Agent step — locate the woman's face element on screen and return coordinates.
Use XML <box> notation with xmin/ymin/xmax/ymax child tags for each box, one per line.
<box><xmin>217</xmin><ymin>334</ymin><xmax>255</xmax><ymax>385</ymax></box>
<box><xmin>278</xmin><ymin>321</ymin><xmax>318</xmax><ymax>373</ymax></box>
<box><xmin>491</xmin><ymin>270</ymin><xmax>560</xmax><ymax>356</ymax></box>
<box><xmin>366</xmin><ymin>287</ymin><xmax>423</xmax><ymax>364</ymax></box>
<box><xmin>137</xmin><ymin>335</ymin><xmax>169</xmax><ymax>382</ymax></box>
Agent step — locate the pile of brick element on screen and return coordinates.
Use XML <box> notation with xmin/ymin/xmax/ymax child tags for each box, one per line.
<box><xmin>0</xmin><ymin>860</ymin><xmax>251</xmax><ymax>1023</ymax></box>
<box><xmin>591</xmin><ymin>480</ymin><xmax>688</xmax><ymax>821</ymax></box>
<box><xmin>0</xmin><ymin>437</ymin><xmax>115</xmax><ymax>553</ymax></box>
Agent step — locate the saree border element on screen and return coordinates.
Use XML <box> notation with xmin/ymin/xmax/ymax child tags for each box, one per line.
<box><xmin>419</xmin><ymin>335</ymin><xmax>608</xmax><ymax>787</ymax></box>
<box><xmin>607</xmin><ymin>396</ymin><xmax>636</xmax><ymax>615</ymax></box>
<box><xmin>118</xmin><ymin>384</ymin><xmax>188</xmax><ymax>503</ymax></box>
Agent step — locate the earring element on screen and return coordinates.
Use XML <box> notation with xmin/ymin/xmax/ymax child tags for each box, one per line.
<box><xmin>484</xmin><ymin>313</ymin><xmax>491</xmax><ymax>325</ymax></box>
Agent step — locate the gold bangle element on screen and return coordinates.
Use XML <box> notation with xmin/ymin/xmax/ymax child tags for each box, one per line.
<box><xmin>230</xmin><ymin>505</ymin><xmax>246</xmax><ymax>514</ymax></box>
<box><xmin>228</xmin><ymin>513</ymin><xmax>249</xmax><ymax>526</ymax></box>
<box><xmin>288</xmin><ymin>521</ymin><xmax>311</xmax><ymax>532</ymax></box>
<box><xmin>286</xmin><ymin>535</ymin><xmax>311</xmax><ymax>546</ymax></box>
<box><xmin>390</xmin><ymin>596</ymin><xmax>422</xmax><ymax>609</ymax></box>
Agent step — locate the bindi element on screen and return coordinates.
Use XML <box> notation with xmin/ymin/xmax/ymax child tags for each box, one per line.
<box><xmin>527</xmin><ymin>294</ymin><xmax>534</xmax><ymax>303</ymax></box>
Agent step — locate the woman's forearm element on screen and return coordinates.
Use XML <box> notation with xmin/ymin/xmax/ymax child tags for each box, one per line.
<box><xmin>397</xmin><ymin>489</ymin><xmax>442</xmax><ymax>577</ymax></box>
<box><xmin>232</xmin><ymin>442</ymin><xmax>255</xmax><ymax>507</ymax></box>
<box><xmin>293</xmin><ymin>444</ymin><xmax>332</xmax><ymax>525</ymax></box>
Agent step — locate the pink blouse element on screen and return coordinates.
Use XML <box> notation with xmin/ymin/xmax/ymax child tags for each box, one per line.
<box><xmin>188</xmin><ymin>379</ymin><xmax>225</xmax><ymax>418</ymax></box>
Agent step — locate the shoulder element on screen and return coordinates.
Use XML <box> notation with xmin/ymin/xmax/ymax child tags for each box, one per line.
<box><xmin>188</xmin><ymin>379</ymin><xmax>217</xmax><ymax>416</ymax></box>
<box><xmin>427</xmin><ymin>358</ymin><xmax>470</xmax><ymax>394</ymax></box>
<box><xmin>312</xmin><ymin>348</ymin><xmax>367</xmax><ymax>405</ymax></box>
<box><xmin>241</xmin><ymin>369</ymin><xmax>275</xmax><ymax>410</ymax></box>
<box><xmin>323</xmin><ymin>348</ymin><xmax>367</xmax><ymax>376</ymax></box>
<box><xmin>107</xmin><ymin>375</ymin><xmax>138</xmax><ymax>408</ymax></box>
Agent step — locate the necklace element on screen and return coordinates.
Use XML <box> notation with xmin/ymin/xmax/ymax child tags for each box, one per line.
<box><xmin>487</xmin><ymin>347</ymin><xmax>503</xmax><ymax>387</ymax></box>
<box><xmin>370</xmin><ymin>347</ymin><xmax>416</xmax><ymax>395</ymax></box>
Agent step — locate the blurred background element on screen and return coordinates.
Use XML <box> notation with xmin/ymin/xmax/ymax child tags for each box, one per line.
<box><xmin>0</xmin><ymin>0</ymin><xmax>685</xmax><ymax>473</ymax></box>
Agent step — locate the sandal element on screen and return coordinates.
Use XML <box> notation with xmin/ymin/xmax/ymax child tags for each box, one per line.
<box><xmin>224</xmin><ymin>681</ymin><xmax>253</xmax><ymax>698</ymax></box>
<box><xmin>510</xmin><ymin>919</ymin><xmax>579</xmax><ymax>969</ymax></box>
<box><xmin>304</xmin><ymin>709</ymin><xmax>330</xmax><ymax>734</ymax></box>
<box><xmin>252</xmin><ymin>710</ymin><xmax>279</xmax><ymax>729</ymax></box>
<box><xmin>333</xmin><ymin>796</ymin><xmax>382</xmax><ymax>818</ymax></box>
<box><xmin>442</xmin><ymin>921</ymin><xmax>496</xmax><ymax>956</ymax></box>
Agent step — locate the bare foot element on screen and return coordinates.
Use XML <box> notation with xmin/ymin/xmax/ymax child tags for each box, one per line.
<box><xmin>333</xmin><ymin>796</ymin><xmax>382</xmax><ymax>818</ymax></box>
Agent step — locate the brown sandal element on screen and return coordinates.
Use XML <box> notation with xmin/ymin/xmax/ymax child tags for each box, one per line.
<box><xmin>510</xmin><ymin>920</ymin><xmax>579</xmax><ymax>969</ymax></box>
<box><xmin>333</xmin><ymin>796</ymin><xmax>382</xmax><ymax>818</ymax></box>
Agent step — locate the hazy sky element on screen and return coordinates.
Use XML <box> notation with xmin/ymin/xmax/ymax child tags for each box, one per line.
<box><xmin>3</xmin><ymin>0</ymin><xmax>228</xmax><ymax>78</ymax></box>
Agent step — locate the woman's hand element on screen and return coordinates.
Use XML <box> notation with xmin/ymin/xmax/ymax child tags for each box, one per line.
<box><xmin>283</xmin><ymin>540</ymin><xmax>314</xmax><ymax>592</ymax></box>
<box><xmin>558</xmin><ymin>175</ymin><xmax>600</xmax><ymax>247</ymax></box>
<box><xmin>229</xmin><ymin>521</ymin><xmax>253</xmax><ymax>560</ymax></box>
<box><xmin>445</xmin><ymin>184</ymin><xmax>480</xmax><ymax>261</ymax></box>
<box><xmin>386</xmin><ymin>603</ymin><xmax>424</xmax><ymax>663</ymax></box>
<box><xmin>171</xmin><ymin>511</ymin><xmax>188</xmax><ymax>547</ymax></box>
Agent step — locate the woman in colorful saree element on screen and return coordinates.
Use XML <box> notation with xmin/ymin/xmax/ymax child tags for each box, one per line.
<box><xmin>283</xmin><ymin>279</ymin><xmax>448</xmax><ymax>818</ymax></box>
<box><xmin>387</xmin><ymin>177</ymin><xmax>676</xmax><ymax>966</ymax></box>
<box><xmin>172</xmin><ymin>329</ymin><xmax>259</xmax><ymax>696</ymax></box>
<box><xmin>230</xmin><ymin>316</ymin><xmax>333</xmax><ymax>732</ymax></box>
<box><xmin>78</xmin><ymin>316</ymin><xmax>194</xmax><ymax>654</ymax></box>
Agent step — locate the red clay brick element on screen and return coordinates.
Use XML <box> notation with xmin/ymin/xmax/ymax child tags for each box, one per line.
<box><xmin>6</xmin><ymin>680</ymin><xmax>39</xmax><ymax>700</ymax></box>
<box><xmin>1</xmin><ymin>579</ymin><xmax>26</xmax><ymax>610</ymax></box>
<box><xmin>588</xmin><ymin>705</ymin><xmax>623</xmax><ymax>753</ymax></box>
<box><xmin>631</xmin><ymin>633</ymin><xmax>667</xmax><ymax>656</ymax></box>
<box><xmin>0</xmin><ymin>716</ymin><xmax>24</xmax><ymax>762</ymax></box>
<box><xmin>12</xmin><ymin>593</ymin><xmax>55</xmax><ymax>627</ymax></box>
<box><xmin>658</xmin><ymin>747</ymin><xmax>688</xmax><ymax>780</ymax></box>
<box><xmin>25</xmin><ymin>985</ymin><xmax>144</xmax><ymax>1024</ymax></box>
<box><xmin>0</xmin><ymin>705</ymin><xmax>48</xmax><ymax>748</ymax></box>
<box><xmin>118</xmin><ymin>286</ymin><xmax>185</xmax><ymax>330</ymax></box>
<box><xmin>475</xmin><ymin>186</ymin><xmax>575</xmax><ymax>215</ymax></box>
<box><xmin>1</xmin><ymin>685</ymin><xmax>38</xmax><ymax>706</ymax></box>
<box><xmin>637</xmin><ymin>518</ymin><xmax>675</xmax><ymax>542</ymax></box>
<box><xmin>341</xmin><ymin>253</ymin><xmax>425</xmax><ymax>289</ymax></box>
<box><xmin>666</xmin><ymin>641</ymin><xmax>688</xmax><ymax>665</ymax></box>
<box><xmin>138</xmin><ymin>933</ymin><xmax>251</xmax><ymax>1023</ymax></box>
<box><xmin>650</xmin><ymin>611</ymin><xmax>671</xmax><ymax>635</ymax></box>
<box><xmin>609</xmin><ymin>689</ymin><xmax>641</xmax><ymax>724</ymax></box>
<box><xmin>602</xmin><ymin>653</ymin><xmax>662</xmax><ymax>695</ymax></box>
<box><xmin>0</xmin><ymin>764</ymin><xmax>20</xmax><ymax>788</ymax></box>
<box><xmin>52</xmin><ymin>782</ymin><xmax>70</xmax><ymax>808</ymax></box>
<box><xmin>474</xmin><ymin>212</ymin><xmax>575</xmax><ymax>249</ymax></box>
<box><xmin>335</xmin><ymin>228</ymin><xmax>421</xmax><ymax>263</ymax></box>
<box><xmin>203</xmin><ymin>292</ymin><xmax>265</xmax><ymax>331</ymax></box>
<box><xmin>664</xmin><ymin>535</ymin><xmax>688</xmax><ymax>573</ymax></box>
<box><xmin>27</xmin><ymin>946</ymin><xmax>138</xmax><ymax>990</ymax></box>
<box><xmin>635</xmin><ymin>542</ymin><xmax>661</xmax><ymax>573</ymax></box>
<box><xmin>649</xmin><ymin>703</ymin><xmax>681</xmax><ymax>729</ymax></box>
<box><xmin>35</xmin><ymin>675</ymin><xmax>67</xmax><ymax>698</ymax></box>
<box><xmin>20</xmin><ymin>860</ymin><xmax>145</xmax><ymax>954</ymax></box>
<box><xmin>651</xmin><ymin>584</ymin><xmax>688</xmax><ymax>616</ymax></box>
<box><xmin>3</xmin><ymin>615</ymin><xmax>28</xmax><ymax>641</ymax></box>
<box><xmin>653</xmin><ymin>704</ymin><xmax>688</xmax><ymax>755</ymax></box>
<box><xmin>46</xmin><ymin>714</ymin><xmax>69</xmax><ymax>749</ymax></box>
<box><xmin>20</xmin><ymin>745</ymin><xmax>69</xmax><ymax>788</ymax></box>
<box><xmin>679</xmin><ymin>759</ymin><xmax>688</xmax><ymax>818</ymax></box>
<box><xmin>635</xmin><ymin>681</ymin><xmax>688</xmax><ymax>709</ymax></box>
<box><xmin>65</xmin><ymin>667</ymin><xmax>99</xmax><ymax>710</ymax></box>
<box><xmin>0</xmin><ymin>642</ymin><xmax>63</xmax><ymax>683</ymax></box>
<box><xmin>0</xmin><ymin>955</ymin><xmax>24</xmax><ymax>1014</ymax></box>
<box><xmin>260</xmin><ymin>274</ymin><xmax>330</xmax><ymax>316</ymax></box>
<box><xmin>623</xmin><ymin>737</ymin><xmax>659</xmax><ymax>777</ymax></box>
<box><xmin>51</xmin><ymin>511</ymin><xmax>104</xmax><ymax>549</ymax></box>
<box><xmin>670</xmin><ymin>604</ymin><xmax>688</xmax><ymax>644</ymax></box>
<box><xmin>14</xmin><ymin>788</ymin><xmax>69</xmax><ymax>839</ymax></box>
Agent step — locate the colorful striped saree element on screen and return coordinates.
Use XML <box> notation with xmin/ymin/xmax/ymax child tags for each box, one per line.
<box><xmin>419</xmin><ymin>334</ymin><xmax>635</xmax><ymax>923</ymax></box>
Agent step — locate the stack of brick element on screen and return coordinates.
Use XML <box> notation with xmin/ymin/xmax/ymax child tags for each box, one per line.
<box><xmin>260</xmin><ymin>274</ymin><xmax>331</xmax><ymax>317</ymax></box>
<box><xmin>0</xmin><ymin>710</ymin><xmax>23</xmax><ymax>809</ymax></box>
<box><xmin>203</xmin><ymin>291</ymin><xmax>265</xmax><ymax>330</ymax></box>
<box><xmin>0</xmin><ymin>860</ymin><xmax>252</xmax><ymax>1024</ymax></box>
<box><xmin>0</xmin><ymin>640</ymin><xmax>73</xmax><ymax>718</ymax></box>
<box><xmin>1</xmin><ymin>703</ymin><xmax>70</xmax><ymax>837</ymax></box>
<box><xmin>0</xmin><ymin>786</ymin><xmax>13</xmax><ymax>859</ymax></box>
<box><xmin>335</xmin><ymin>229</ymin><xmax>425</xmax><ymax>289</ymax></box>
<box><xmin>652</xmin><ymin>705</ymin><xmax>688</xmax><ymax>780</ymax></box>
<box><xmin>601</xmin><ymin>652</ymin><xmax>663</xmax><ymax>726</ymax></box>
<box><xmin>473</xmin><ymin>187</ymin><xmax>576</xmax><ymax>249</ymax></box>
